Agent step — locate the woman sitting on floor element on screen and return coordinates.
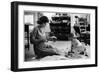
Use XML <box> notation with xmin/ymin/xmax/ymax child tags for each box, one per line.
<box><xmin>30</xmin><ymin>16</ymin><xmax>60</xmax><ymax>59</ymax></box>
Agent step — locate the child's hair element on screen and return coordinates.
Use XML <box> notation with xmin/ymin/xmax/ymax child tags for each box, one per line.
<box><xmin>69</xmin><ymin>33</ymin><xmax>74</xmax><ymax>40</ymax></box>
<box><xmin>70</xmin><ymin>33</ymin><xmax>74</xmax><ymax>37</ymax></box>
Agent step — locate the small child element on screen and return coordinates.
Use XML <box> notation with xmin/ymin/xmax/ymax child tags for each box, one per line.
<box><xmin>68</xmin><ymin>33</ymin><xmax>88</xmax><ymax>58</ymax></box>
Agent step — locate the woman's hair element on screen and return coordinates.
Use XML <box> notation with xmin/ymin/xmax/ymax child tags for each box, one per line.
<box><xmin>37</xmin><ymin>16</ymin><xmax>49</xmax><ymax>24</ymax></box>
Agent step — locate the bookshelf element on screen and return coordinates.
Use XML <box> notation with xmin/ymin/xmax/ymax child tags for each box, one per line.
<box><xmin>50</xmin><ymin>15</ymin><xmax>71</xmax><ymax>41</ymax></box>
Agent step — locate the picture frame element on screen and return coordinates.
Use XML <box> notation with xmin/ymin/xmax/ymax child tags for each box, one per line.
<box><xmin>11</xmin><ymin>1</ymin><xmax>98</xmax><ymax>72</ymax></box>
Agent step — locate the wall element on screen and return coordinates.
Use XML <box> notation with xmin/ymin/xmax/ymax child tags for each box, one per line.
<box><xmin>0</xmin><ymin>0</ymin><xmax>99</xmax><ymax>73</ymax></box>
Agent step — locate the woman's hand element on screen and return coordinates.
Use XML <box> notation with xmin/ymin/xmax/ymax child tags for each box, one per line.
<box><xmin>50</xmin><ymin>36</ymin><xmax>57</xmax><ymax>39</ymax></box>
<box><xmin>49</xmin><ymin>36</ymin><xmax>57</xmax><ymax>42</ymax></box>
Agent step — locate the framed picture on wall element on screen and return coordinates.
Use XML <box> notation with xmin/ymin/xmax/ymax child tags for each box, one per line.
<box><xmin>11</xmin><ymin>1</ymin><xmax>98</xmax><ymax>72</ymax></box>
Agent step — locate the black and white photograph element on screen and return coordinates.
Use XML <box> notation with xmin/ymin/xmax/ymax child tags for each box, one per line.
<box><xmin>11</xmin><ymin>1</ymin><xmax>97</xmax><ymax>71</ymax></box>
<box><xmin>24</xmin><ymin>11</ymin><xmax>90</xmax><ymax>61</ymax></box>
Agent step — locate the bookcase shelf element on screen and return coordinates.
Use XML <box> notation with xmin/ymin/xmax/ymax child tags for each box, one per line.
<box><xmin>50</xmin><ymin>16</ymin><xmax>71</xmax><ymax>41</ymax></box>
